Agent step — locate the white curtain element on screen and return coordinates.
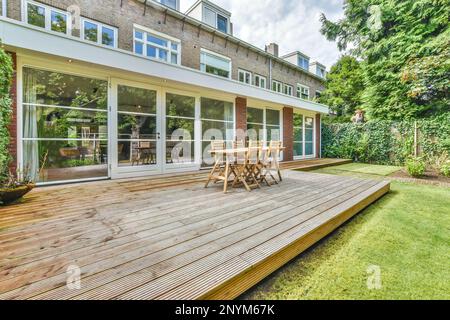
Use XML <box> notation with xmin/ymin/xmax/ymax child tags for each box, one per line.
<box><xmin>23</xmin><ymin>69</ymin><xmax>39</xmax><ymax>182</ymax></box>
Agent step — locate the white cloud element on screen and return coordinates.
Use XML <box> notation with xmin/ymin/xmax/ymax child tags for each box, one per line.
<box><xmin>181</xmin><ymin>0</ymin><xmax>344</xmax><ymax>69</ymax></box>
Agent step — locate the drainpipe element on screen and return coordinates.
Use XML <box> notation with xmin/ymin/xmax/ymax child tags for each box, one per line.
<box><xmin>268</xmin><ymin>58</ymin><xmax>273</xmax><ymax>89</ymax></box>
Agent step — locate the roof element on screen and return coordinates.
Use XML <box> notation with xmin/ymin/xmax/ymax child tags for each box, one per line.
<box><xmin>139</xmin><ymin>0</ymin><xmax>326</xmax><ymax>82</ymax></box>
<box><xmin>186</xmin><ymin>0</ymin><xmax>232</xmax><ymax>17</ymax></box>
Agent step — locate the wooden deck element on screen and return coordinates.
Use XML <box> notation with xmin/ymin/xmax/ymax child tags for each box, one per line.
<box><xmin>0</xmin><ymin>163</ymin><xmax>389</xmax><ymax>300</ymax></box>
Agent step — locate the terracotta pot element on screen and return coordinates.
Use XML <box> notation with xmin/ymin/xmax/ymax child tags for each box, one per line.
<box><xmin>0</xmin><ymin>184</ymin><xmax>35</xmax><ymax>205</ymax></box>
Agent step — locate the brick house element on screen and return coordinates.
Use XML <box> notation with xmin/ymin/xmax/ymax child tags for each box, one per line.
<box><xmin>0</xmin><ymin>0</ymin><xmax>328</xmax><ymax>184</ymax></box>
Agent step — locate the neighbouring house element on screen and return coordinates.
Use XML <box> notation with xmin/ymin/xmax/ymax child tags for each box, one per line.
<box><xmin>0</xmin><ymin>0</ymin><xmax>328</xmax><ymax>185</ymax></box>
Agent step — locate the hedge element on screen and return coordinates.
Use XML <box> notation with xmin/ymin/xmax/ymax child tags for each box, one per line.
<box><xmin>0</xmin><ymin>46</ymin><xmax>13</xmax><ymax>180</ymax></box>
<box><xmin>322</xmin><ymin>113</ymin><xmax>450</xmax><ymax>166</ymax></box>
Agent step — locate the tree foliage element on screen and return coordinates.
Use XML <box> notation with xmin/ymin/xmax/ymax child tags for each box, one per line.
<box><xmin>0</xmin><ymin>45</ymin><xmax>13</xmax><ymax>180</ymax></box>
<box><xmin>320</xmin><ymin>0</ymin><xmax>450</xmax><ymax>120</ymax></box>
<box><xmin>319</xmin><ymin>55</ymin><xmax>364</xmax><ymax>122</ymax></box>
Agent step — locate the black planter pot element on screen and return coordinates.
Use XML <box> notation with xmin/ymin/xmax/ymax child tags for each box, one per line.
<box><xmin>0</xmin><ymin>184</ymin><xmax>35</xmax><ymax>205</ymax></box>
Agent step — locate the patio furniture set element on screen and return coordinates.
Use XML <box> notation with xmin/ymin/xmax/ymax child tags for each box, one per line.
<box><xmin>205</xmin><ymin>140</ymin><xmax>285</xmax><ymax>193</ymax></box>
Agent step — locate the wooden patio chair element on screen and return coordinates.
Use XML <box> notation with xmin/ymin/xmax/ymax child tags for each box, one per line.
<box><xmin>269</xmin><ymin>140</ymin><xmax>283</xmax><ymax>182</ymax></box>
<box><xmin>205</xmin><ymin>140</ymin><xmax>225</xmax><ymax>188</ymax></box>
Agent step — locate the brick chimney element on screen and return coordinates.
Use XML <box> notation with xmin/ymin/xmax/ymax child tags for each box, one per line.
<box><xmin>265</xmin><ymin>43</ymin><xmax>279</xmax><ymax>57</ymax></box>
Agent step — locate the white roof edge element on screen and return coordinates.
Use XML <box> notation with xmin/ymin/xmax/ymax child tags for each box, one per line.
<box><xmin>186</xmin><ymin>0</ymin><xmax>232</xmax><ymax>17</ymax></box>
<box><xmin>0</xmin><ymin>18</ymin><xmax>329</xmax><ymax>114</ymax></box>
<box><xmin>281</xmin><ymin>51</ymin><xmax>310</xmax><ymax>60</ymax></box>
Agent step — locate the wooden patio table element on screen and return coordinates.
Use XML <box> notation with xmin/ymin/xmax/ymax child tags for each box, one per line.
<box><xmin>206</xmin><ymin>146</ymin><xmax>285</xmax><ymax>193</ymax></box>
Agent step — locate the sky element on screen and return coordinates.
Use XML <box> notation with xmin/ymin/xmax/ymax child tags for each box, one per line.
<box><xmin>180</xmin><ymin>0</ymin><xmax>345</xmax><ymax>69</ymax></box>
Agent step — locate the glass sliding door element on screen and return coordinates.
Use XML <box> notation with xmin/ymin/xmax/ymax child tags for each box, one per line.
<box><xmin>116</xmin><ymin>85</ymin><xmax>160</xmax><ymax>169</ymax></box>
<box><xmin>201</xmin><ymin>97</ymin><xmax>234</xmax><ymax>166</ymax></box>
<box><xmin>293</xmin><ymin>113</ymin><xmax>315</xmax><ymax>159</ymax></box>
<box><xmin>304</xmin><ymin>116</ymin><xmax>315</xmax><ymax>157</ymax></box>
<box><xmin>165</xmin><ymin>92</ymin><xmax>196</xmax><ymax>165</ymax></box>
<box><xmin>22</xmin><ymin>67</ymin><xmax>108</xmax><ymax>184</ymax></box>
<box><xmin>293</xmin><ymin>113</ymin><xmax>303</xmax><ymax>158</ymax></box>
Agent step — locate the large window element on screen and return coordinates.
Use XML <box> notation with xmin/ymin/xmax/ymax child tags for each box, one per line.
<box><xmin>254</xmin><ymin>74</ymin><xmax>266</xmax><ymax>89</ymax></box>
<box><xmin>1</xmin><ymin>0</ymin><xmax>6</xmax><ymax>17</ymax></box>
<box><xmin>297</xmin><ymin>84</ymin><xmax>310</xmax><ymax>100</ymax></box>
<box><xmin>200</xmin><ymin>50</ymin><xmax>231</xmax><ymax>78</ymax></box>
<box><xmin>238</xmin><ymin>69</ymin><xmax>252</xmax><ymax>85</ymax></box>
<box><xmin>166</xmin><ymin>93</ymin><xmax>196</xmax><ymax>164</ymax></box>
<box><xmin>247</xmin><ymin>107</ymin><xmax>281</xmax><ymax>143</ymax></box>
<box><xmin>117</xmin><ymin>85</ymin><xmax>157</xmax><ymax>168</ymax></box>
<box><xmin>22</xmin><ymin>67</ymin><xmax>108</xmax><ymax>183</ymax></box>
<box><xmin>81</xmin><ymin>18</ymin><xmax>117</xmax><ymax>48</ymax></box>
<box><xmin>201</xmin><ymin>98</ymin><xmax>234</xmax><ymax>166</ymax></box>
<box><xmin>24</xmin><ymin>0</ymin><xmax>70</xmax><ymax>35</ymax></box>
<box><xmin>293</xmin><ymin>113</ymin><xmax>315</xmax><ymax>158</ymax></box>
<box><xmin>134</xmin><ymin>27</ymin><xmax>180</xmax><ymax>65</ymax></box>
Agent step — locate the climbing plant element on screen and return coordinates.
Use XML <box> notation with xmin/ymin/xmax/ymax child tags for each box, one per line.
<box><xmin>322</xmin><ymin>113</ymin><xmax>450</xmax><ymax>166</ymax></box>
<box><xmin>0</xmin><ymin>45</ymin><xmax>13</xmax><ymax>181</ymax></box>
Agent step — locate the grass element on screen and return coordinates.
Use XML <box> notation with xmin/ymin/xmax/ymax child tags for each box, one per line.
<box><xmin>242</xmin><ymin>164</ymin><xmax>450</xmax><ymax>300</ymax></box>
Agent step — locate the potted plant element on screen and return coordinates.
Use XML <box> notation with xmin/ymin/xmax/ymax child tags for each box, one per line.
<box><xmin>0</xmin><ymin>172</ymin><xmax>35</xmax><ymax>205</ymax></box>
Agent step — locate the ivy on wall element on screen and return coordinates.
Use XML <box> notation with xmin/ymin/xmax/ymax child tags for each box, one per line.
<box><xmin>322</xmin><ymin>113</ymin><xmax>450</xmax><ymax>166</ymax></box>
<box><xmin>0</xmin><ymin>45</ymin><xmax>13</xmax><ymax>180</ymax></box>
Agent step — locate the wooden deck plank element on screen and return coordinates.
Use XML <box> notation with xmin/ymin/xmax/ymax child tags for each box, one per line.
<box><xmin>0</xmin><ymin>166</ymin><xmax>391</xmax><ymax>300</ymax></box>
<box><xmin>0</xmin><ymin>176</ymin><xmax>344</xmax><ymax>298</ymax></box>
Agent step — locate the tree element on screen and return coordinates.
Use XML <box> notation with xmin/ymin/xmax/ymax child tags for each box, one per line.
<box><xmin>319</xmin><ymin>55</ymin><xmax>365</xmax><ymax>122</ymax></box>
<box><xmin>320</xmin><ymin>0</ymin><xmax>450</xmax><ymax>120</ymax></box>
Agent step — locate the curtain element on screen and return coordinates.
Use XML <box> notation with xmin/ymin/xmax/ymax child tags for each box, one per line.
<box><xmin>23</xmin><ymin>69</ymin><xmax>39</xmax><ymax>182</ymax></box>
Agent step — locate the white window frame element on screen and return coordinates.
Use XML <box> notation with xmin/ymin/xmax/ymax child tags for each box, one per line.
<box><xmin>133</xmin><ymin>25</ymin><xmax>181</xmax><ymax>65</ymax></box>
<box><xmin>297</xmin><ymin>83</ymin><xmax>310</xmax><ymax>100</ymax></box>
<box><xmin>293</xmin><ymin>112</ymin><xmax>316</xmax><ymax>160</ymax></box>
<box><xmin>247</xmin><ymin>106</ymin><xmax>281</xmax><ymax>143</ymax></box>
<box><xmin>1</xmin><ymin>0</ymin><xmax>7</xmax><ymax>17</ymax></box>
<box><xmin>202</xmin><ymin>4</ymin><xmax>229</xmax><ymax>34</ymax></box>
<box><xmin>81</xmin><ymin>17</ymin><xmax>118</xmax><ymax>48</ymax></box>
<box><xmin>272</xmin><ymin>80</ymin><xmax>282</xmax><ymax>93</ymax></box>
<box><xmin>254</xmin><ymin>74</ymin><xmax>267</xmax><ymax>89</ymax></box>
<box><xmin>315</xmin><ymin>90</ymin><xmax>322</xmax><ymax>100</ymax></box>
<box><xmin>200</xmin><ymin>48</ymin><xmax>232</xmax><ymax>79</ymax></box>
<box><xmin>298</xmin><ymin>56</ymin><xmax>310</xmax><ymax>71</ymax></box>
<box><xmin>238</xmin><ymin>69</ymin><xmax>252</xmax><ymax>85</ymax></box>
<box><xmin>283</xmin><ymin>84</ymin><xmax>293</xmax><ymax>96</ymax></box>
<box><xmin>22</xmin><ymin>0</ymin><xmax>71</xmax><ymax>35</ymax></box>
<box><xmin>317</xmin><ymin>67</ymin><xmax>326</xmax><ymax>78</ymax></box>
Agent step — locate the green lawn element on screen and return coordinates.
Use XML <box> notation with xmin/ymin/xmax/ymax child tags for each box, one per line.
<box><xmin>242</xmin><ymin>164</ymin><xmax>450</xmax><ymax>300</ymax></box>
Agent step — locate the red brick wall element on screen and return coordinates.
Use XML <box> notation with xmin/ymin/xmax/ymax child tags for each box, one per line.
<box><xmin>7</xmin><ymin>52</ymin><xmax>18</xmax><ymax>175</ymax></box>
<box><xmin>282</xmin><ymin>107</ymin><xmax>294</xmax><ymax>162</ymax></box>
<box><xmin>315</xmin><ymin>113</ymin><xmax>321</xmax><ymax>158</ymax></box>
<box><xmin>235</xmin><ymin>97</ymin><xmax>247</xmax><ymax>140</ymax></box>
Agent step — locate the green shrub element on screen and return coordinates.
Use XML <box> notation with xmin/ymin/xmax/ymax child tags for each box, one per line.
<box><xmin>322</xmin><ymin>114</ymin><xmax>450</xmax><ymax>166</ymax></box>
<box><xmin>406</xmin><ymin>158</ymin><xmax>426</xmax><ymax>178</ymax></box>
<box><xmin>440</xmin><ymin>162</ymin><xmax>450</xmax><ymax>178</ymax></box>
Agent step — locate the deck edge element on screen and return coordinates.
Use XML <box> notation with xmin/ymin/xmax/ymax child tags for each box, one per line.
<box><xmin>198</xmin><ymin>180</ymin><xmax>391</xmax><ymax>300</ymax></box>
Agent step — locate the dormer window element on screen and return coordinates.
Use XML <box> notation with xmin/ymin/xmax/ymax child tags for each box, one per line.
<box><xmin>186</xmin><ymin>0</ymin><xmax>232</xmax><ymax>35</ymax></box>
<box><xmin>298</xmin><ymin>56</ymin><xmax>309</xmax><ymax>71</ymax></box>
<box><xmin>317</xmin><ymin>67</ymin><xmax>326</xmax><ymax>78</ymax></box>
<box><xmin>157</xmin><ymin>0</ymin><xmax>179</xmax><ymax>11</ymax></box>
